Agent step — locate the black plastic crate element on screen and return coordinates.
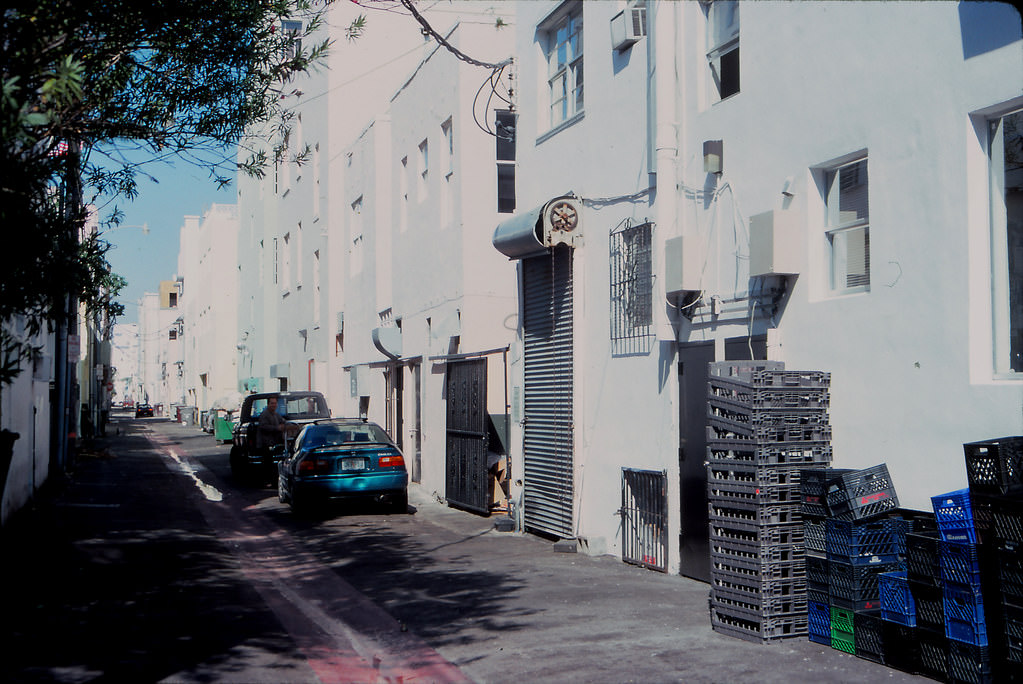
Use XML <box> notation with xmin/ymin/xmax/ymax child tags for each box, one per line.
<box><xmin>854</xmin><ymin>610</ymin><xmax>885</xmax><ymax>663</ymax></box>
<box><xmin>707</xmin><ymin>500</ymin><xmax>802</xmax><ymax>531</ymax></box>
<box><xmin>991</xmin><ymin>495</ymin><xmax>1023</xmax><ymax>544</ymax></box>
<box><xmin>947</xmin><ymin>640</ymin><xmax>994</xmax><ymax>684</ymax></box>
<box><xmin>708</xmin><ymin>360</ymin><xmax>786</xmax><ymax>383</ymax></box>
<box><xmin>707</xmin><ymin>421</ymin><xmax>832</xmax><ymax>444</ymax></box>
<box><xmin>709</xmin><ymin>521</ymin><xmax>803</xmax><ymax>548</ymax></box>
<box><xmin>710</xmin><ymin>540</ymin><xmax>805</xmax><ymax>571</ymax></box>
<box><xmin>997</xmin><ymin>541</ymin><xmax>1023</xmax><ymax>603</ymax></box>
<box><xmin>709</xmin><ymin>604</ymin><xmax>808</xmax><ymax>643</ymax></box>
<box><xmin>906</xmin><ymin>530</ymin><xmax>942</xmax><ymax>586</ymax></box>
<box><xmin>940</xmin><ymin>539</ymin><xmax>984</xmax><ymax>589</ymax></box>
<box><xmin>804</xmin><ymin>517</ymin><xmax>827</xmax><ymax>558</ymax></box>
<box><xmin>710</xmin><ymin>573</ymin><xmax>808</xmax><ymax>604</ymax></box>
<box><xmin>707</xmin><ymin>439</ymin><xmax>833</xmax><ymax>467</ymax></box>
<box><xmin>705</xmin><ymin>461</ymin><xmax>803</xmax><ymax>488</ymax></box>
<box><xmin>708</xmin><ymin>479</ymin><xmax>802</xmax><ymax>507</ymax></box>
<box><xmin>711</xmin><ymin>553</ymin><xmax>807</xmax><ymax>587</ymax></box>
<box><xmin>882</xmin><ymin>622</ymin><xmax>920</xmax><ymax>675</ymax></box>
<box><xmin>750</xmin><ymin>369</ymin><xmax>831</xmax><ymax>388</ymax></box>
<box><xmin>829</xmin><ymin>560</ymin><xmax>901</xmax><ymax>612</ymax></box>
<box><xmin>910</xmin><ymin>579</ymin><xmax>946</xmax><ymax>631</ymax></box>
<box><xmin>964</xmin><ymin>436</ymin><xmax>1023</xmax><ymax>496</ymax></box>
<box><xmin>826</xmin><ymin>517</ymin><xmax>901</xmax><ymax>565</ymax></box>
<box><xmin>826</xmin><ymin>464</ymin><xmax>900</xmax><ymax>522</ymax></box>
<box><xmin>916</xmin><ymin>626</ymin><xmax>950</xmax><ymax>682</ymax></box>
<box><xmin>801</xmin><ymin>467</ymin><xmax>852</xmax><ymax>518</ymax></box>
<box><xmin>887</xmin><ymin>508</ymin><xmax>937</xmax><ymax>556</ymax></box>
<box><xmin>710</xmin><ymin>586</ymin><xmax>808</xmax><ymax>617</ymax></box>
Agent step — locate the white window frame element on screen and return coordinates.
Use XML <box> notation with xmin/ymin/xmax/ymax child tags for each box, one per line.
<box><xmin>542</xmin><ymin>3</ymin><xmax>584</xmax><ymax>131</ymax></box>
<box><xmin>704</xmin><ymin>0</ymin><xmax>739</xmax><ymax>101</ymax></box>
<box><xmin>989</xmin><ymin>108</ymin><xmax>1023</xmax><ymax>375</ymax></box>
<box><xmin>823</xmin><ymin>156</ymin><xmax>870</xmax><ymax>295</ymax></box>
<box><xmin>281</xmin><ymin>232</ymin><xmax>292</xmax><ymax>294</ymax></box>
<box><xmin>350</xmin><ymin>197</ymin><xmax>364</xmax><ymax>276</ymax></box>
<box><xmin>417</xmin><ymin>139</ymin><xmax>429</xmax><ymax>201</ymax></box>
<box><xmin>281</xmin><ymin>19</ymin><xmax>302</xmax><ymax>60</ymax></box>
<box><xmin>399</xmin><ymin>156</ymin><xmax>409</xmax><ymax>232</ymax></box>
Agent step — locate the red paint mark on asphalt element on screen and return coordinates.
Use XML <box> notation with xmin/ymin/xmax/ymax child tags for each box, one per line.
<box><xmin>146</xmin><ymin>430</ymin><xmax>473</xmax><ymax>683</ymax></box>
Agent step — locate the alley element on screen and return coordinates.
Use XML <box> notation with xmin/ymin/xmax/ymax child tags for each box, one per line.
<box><xmin>2</xmin><ymin>413</ymin><xmax>929</xmax><ymax>683</ymax></box>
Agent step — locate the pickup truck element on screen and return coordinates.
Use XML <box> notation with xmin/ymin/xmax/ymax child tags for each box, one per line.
<box><xmin>229</xmin><ymin>391</ymin><xmax>331</xmax><ymax>482</ymax></box>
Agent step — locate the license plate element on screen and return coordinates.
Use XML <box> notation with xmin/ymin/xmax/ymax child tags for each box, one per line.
<box><xmin>341</xmin><ymin>457</ymin><xmax>366</xmax><ymax>472</ymax></box>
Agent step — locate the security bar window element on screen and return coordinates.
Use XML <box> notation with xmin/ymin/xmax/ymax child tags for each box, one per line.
<box><xmin>544</xmin><ymin>5</ymin><xmax>584</xmax><ymax>129</ymax></box>
<box><xmin>705</xmin><ymin>0</ymin><xmax>739</xmax><ymax>100</ymax></box>
<box><xmin>990</xmin><ymin>108</ymin><xmax>1023</xmax><ymax>373</ymax></box>
<box><xmin>610</xmin><ymin>221</ymin><xmax>654</xmax><ymax>349</ymax></box>
<box><xmin>825</xmin><ymin>157</ymin><xmax>870</xmax><ymax>293</ymax></box>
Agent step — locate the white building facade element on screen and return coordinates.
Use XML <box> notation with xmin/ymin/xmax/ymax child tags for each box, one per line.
<box><xmin>498</xmin><ymin>0</ymin><xmax>1022</xmax><ymax>577</ymax></box>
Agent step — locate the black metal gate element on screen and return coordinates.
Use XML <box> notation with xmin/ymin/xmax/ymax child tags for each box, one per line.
<box><xmin>445</xmin><ymin>358</ymin><xmax>489</xmax><ymax>513</ymax></box>
<box><xmin>621</xmin><ymin>468</ymin><xmax>668</xmax><ymax>573</ymax></box>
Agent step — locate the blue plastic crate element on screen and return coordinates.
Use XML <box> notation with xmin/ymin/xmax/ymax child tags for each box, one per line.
<box><xmin>939</xmin><ymin>539</ymin><xmax>983</xmax><ymax>589</ymax></box>
<box><xmin>808</xmin><ymin>600</ymin><xmax>831</xmax><ymax>640</ymax></box>
<box><xmin>826</xmin><ymin>517</ymin><xmax>900</xmax><ymax>565</ymax></box>
<box><xmin>932</xmin><ymin>489</ymin><xmax>977</xmax><ymax>544</ymax></box>
<box><xmin>942</xmin><ymin>583</ymin><xmax>988</xmax><ymax>646</ymax></box>
<box><xmin>880</xmin><ymin>570</ymin><xmax>916</xmax><ymax>626</ymax></box>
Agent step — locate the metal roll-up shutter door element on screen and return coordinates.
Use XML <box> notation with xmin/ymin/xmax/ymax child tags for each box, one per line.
<box><xmin>522</xmin><ymin>245</ymin><xmax>574</xmax><ymax>538</ymax></box>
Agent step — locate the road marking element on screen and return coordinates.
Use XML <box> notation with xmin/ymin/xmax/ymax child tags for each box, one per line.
<box><xmin>164</xmin><ymin>449</ymin><xmax>224</xmax><ymax>502</ymax></box>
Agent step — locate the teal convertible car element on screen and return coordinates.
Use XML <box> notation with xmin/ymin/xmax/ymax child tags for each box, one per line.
<box><xmin>277</xmin><ymin>418</ymin><xmax>408</xmax><ymax>514</ymax></box>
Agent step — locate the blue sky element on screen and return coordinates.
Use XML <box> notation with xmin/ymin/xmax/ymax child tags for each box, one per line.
<box><xmin>98</xmin><ymin>155</ymin><xmax>236</xmax><ymax>325</ymax></box>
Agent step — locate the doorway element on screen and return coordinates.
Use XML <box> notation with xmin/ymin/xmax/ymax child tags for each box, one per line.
<box><xmin>677</xmin><ymin>334</ymin><xmax>766</xmax><ymax>582</ymax></box>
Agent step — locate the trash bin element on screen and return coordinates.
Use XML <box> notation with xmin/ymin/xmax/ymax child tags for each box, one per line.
<box><xmin>214</xmin><ymin>415</ymin><xmax>235</xmax><ymax>443</ymax></box>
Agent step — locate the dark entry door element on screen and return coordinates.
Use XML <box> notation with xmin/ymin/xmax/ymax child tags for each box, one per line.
<box><xmin>678</xmin><ymin>341</ymin><xmax>715</xmax><ymax>582</ymax></box>
<box><xmin>445</xmin><ymin>358</ymin><xmax>488</xmax><ymax>513</ymax></box>
<box><xmin>678</xmin><ymin>335</ymin><xmax>767</xmax><ymax>582</ymax></box>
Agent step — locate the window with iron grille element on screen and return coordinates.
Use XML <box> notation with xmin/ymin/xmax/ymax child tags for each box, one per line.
<box><xmin>610</xmin><ymin>220</ymin><xmax>654</xmax><ymax>346</ymax></box>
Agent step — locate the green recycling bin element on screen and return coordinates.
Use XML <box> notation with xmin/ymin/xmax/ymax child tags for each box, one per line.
<box><xmin>214</xmin><ymin>414</ymin><xmax>235</xmax><ymax>443</ymax></box>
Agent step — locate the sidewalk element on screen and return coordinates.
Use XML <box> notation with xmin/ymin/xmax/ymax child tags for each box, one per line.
<box><xmin>1</xmin><ymin>418</ymin><xmax>930</xmax><ymax>683</ymax></box>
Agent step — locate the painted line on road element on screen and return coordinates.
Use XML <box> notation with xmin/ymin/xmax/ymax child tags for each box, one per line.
<box><xmin>163</xmin><ymin>449</ymin><xmax>224</xmax><ymax>502</ymax></box>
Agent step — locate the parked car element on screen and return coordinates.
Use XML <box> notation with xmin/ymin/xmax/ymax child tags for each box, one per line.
<box><xmin>230</xmin><ymin>391</ymin><xmax>330</xmax><ymax>482</ymax></box>
<box><xmin>135</xmin><ymin>404</ymin><xmax>154</xmax><ymax>418</ymax></box>
<box><xmin>277</xmin><ymin>418</ymin><xmax>408</xmax><ymax>514</ymax></box>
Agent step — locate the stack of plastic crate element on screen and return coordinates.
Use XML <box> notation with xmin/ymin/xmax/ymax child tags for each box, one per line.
<box><xmin>706</xmin><ymin>361</ymin><xmax>832</xmax><ymax>642</ymax></box>
<box><xmin>823</xmin><ymin>465</ymin><xmax>903</xmax><ymax>658</ymax></box>
<box><xmin>931</xmin><ymin>487</ymin><xmax>998</xmax><ymax>684</ymax></box>
<box><xmin>962</xmin><ymin>436</ymin><xmax>1023</xmax><ymax>683</ymax></box>
<box><xmin>801</xmin><ymin>467</ymin><xmax>851</xmax><ymax>647</ymax></box>
<box><xmin>898</xmin><ymin>518</ymin><xmax>949</xmax><ymax>680</ymax></box>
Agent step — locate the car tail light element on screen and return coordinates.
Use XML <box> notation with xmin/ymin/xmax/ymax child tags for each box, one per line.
<box><xmin>378</xmin><ymin>454</ymin><xmax>405</xmax><ymax>468</ymax></box>
<box><xmin>298</xmin><ymin>458</ymin><xmax>331</xmax><ymax>475</ymax></box>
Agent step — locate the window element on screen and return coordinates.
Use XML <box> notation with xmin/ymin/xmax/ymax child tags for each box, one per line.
<box><xmin>281</xmin><ymin>232</ymin><xmax>292</xmax><ymax>292</ymax></box>
<box><xmin>441</xmin><ymin>119</ymin><xmax>453</xmax><ymax>226</ymax></box>
<box><xmin>313</xmin><ymin>250</ymin><xmax>321</xmax><ymax>323</ymax></box>
<box><xmin>496</xmin><ymin>110</ymin><xmax>516</xmax><ymax>213</ymax></box>
<box><xmin>350</xmin><ymin>197</ymin><xmax>363</xmax><ymax>275</ymax></box>
<box><xmin>824</xmin><ymin>157</ymin><xmax>870</xmax><ymax>293</ymax></box>
<box><xmin>281</xmin><ymin>20</ymin><xmax>302</xmax><ymax>59</ymax></box>
<box><xmin>543</xmin><ymin>5</ymin><xmax>584</xmax><ymax>129</ymax></box>
<box><xmin>417</xmin><ymin>139</ymin><xmax>429</xmax><ymax>200</ymax></box>
<box><xmin>399</xmin><ymin>156</ymin><xmax>409</xmax><ymax>232</ymax></box>
<box><xmin>610</xmin><ymin>221</ymin><xmax>654</xmax><ymax>350</ymax></box>
<box><xmin>705</xmin><ymin>0</ymin><xmax>739</xmax><ymax>100</ymax></box>
<box><xmin>990</xmin><ymin>109</ymin><xmax>1023</xmax><ymax>373</ymax></box>
<box><xmin>441</xmin><ymin>119</ymin><xmax>453</xmax><ymax>176</ymax></box>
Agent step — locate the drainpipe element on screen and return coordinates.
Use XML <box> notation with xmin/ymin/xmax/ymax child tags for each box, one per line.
<box><xmin>653</xmin><ymin>0</ymin><xmax>684</xmax><ymax>578</ymax></box>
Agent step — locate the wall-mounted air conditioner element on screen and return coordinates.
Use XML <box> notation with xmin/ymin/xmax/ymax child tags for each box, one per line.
<box><xmin>611</xmin><ymin>1</ymin><xmax>648</xmax><ymax>52</ymax></box>
<box><xmin>749</xmin><ymin>210</ymin><xmax>799</xmax><ymax>277</ymax></box>
<box><xmin>664</xmin><ymin>234</ymin><xmax>707</xmax><ymax>298</ymax></box>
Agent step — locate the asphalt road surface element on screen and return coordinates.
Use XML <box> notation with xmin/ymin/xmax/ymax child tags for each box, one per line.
<box><xmin>2</xmin><ymin>413</ymin><xmax>930</xmax><ymax>683</ymax></box>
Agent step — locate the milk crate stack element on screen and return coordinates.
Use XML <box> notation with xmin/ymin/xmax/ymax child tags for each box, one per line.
<box><xmin>799</xmin><ymin>462</ymin><xmax>929</xmax><ymax>663</ymax></box>
<box><xmin>960</xmin><ymin>436</ymin><xmax>1023</xmax><ymax>683</ymax></box>
<box><xmin>705</xmin><ymin>360</ymin><xmax>833</xmax><ymax>643</ymax></box>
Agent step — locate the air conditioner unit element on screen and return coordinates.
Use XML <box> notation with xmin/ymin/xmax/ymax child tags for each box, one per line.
<box><xmin>611</xmin><ymin>2</ymin><xmax>648</xmax><ymax>52</ymax></box>
<box><xmin>749</xmin><ymin>210</ymin><xmax>799</xmax><ymax>277</ymax></box>
<box><xmin>543</xmin><ymin>196</ymin><xmax>583</xmax><ymax>248</ymax></box>
<box><xmin>664</xmin><ymin>234</ymin><xmax>707</xmax><ymax>297</ymax></box>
